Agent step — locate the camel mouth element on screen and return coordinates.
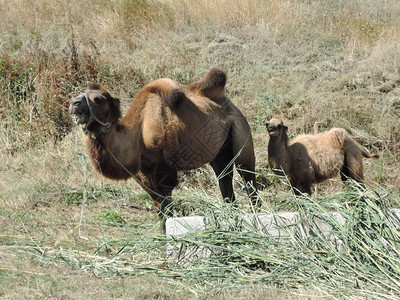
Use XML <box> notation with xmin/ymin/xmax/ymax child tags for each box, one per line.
<box><xmin>267</xmin><ymin>128</ymin><xmax>279</xmax><ymax>136</ymax></box>
<box><xmin>71</xmin><ymin>113</ymin><xmax>89</xmax><ymax>125</ymax></box>
<box><xmin>267</xmin><ymin>129</ymin><xmax>279</xmax><ymax>137</ymax></box>
<box><xmin>69</xmin><ymin>98</ymin><xmax>90</xmax><ymax>125</ymax></box>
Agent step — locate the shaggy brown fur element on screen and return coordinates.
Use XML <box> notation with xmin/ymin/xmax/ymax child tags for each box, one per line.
<box><xmin>70</xmin><ymin>68</ymin><xmax>258</xmax><ymax>230</ymax></box>
<box><xmin>188</xmin><ymin>68</ymin><xmax>226</xmax><ymax>99</ymax></box>
<box><xmin>265</xmin><ymin>115</ymin><xmax>379</xmax><ymax>195</ymax></box>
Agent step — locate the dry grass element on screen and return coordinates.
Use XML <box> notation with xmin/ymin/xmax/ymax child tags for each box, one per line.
<box><xmin>1</xmin><ymin>0</ymin><xmax>400</xmax><ymax>298</ymax></box>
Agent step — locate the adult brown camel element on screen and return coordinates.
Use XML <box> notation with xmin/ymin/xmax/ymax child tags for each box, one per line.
<box><xmin>265</xmin><ymin>115</ymin><xmax>378</xmax><ymax>195</ymax></box>
<box><xmin>69</xmin><ymin>68</ymin><xmax>259</xmax><ymax>230</ymax></box>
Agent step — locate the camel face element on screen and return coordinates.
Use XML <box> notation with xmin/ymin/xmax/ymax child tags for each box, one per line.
<box><xmin>69</xmin><ymin>84</ymin><xmax>121</xmax><ymax>127</ymax></box>
<box><xmin>265</xmin><ymin>117</ymin><xmax>287</xmax><ymax>138</ymax></box>
<box><xmin>69</xmin><ymin>94</ymin><xmax>91</xmax><ymax>125</ymax></box>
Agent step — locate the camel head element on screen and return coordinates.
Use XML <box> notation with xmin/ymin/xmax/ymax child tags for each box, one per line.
<box><xmin>265</xmin><ymin>115</ymin><xmax>288</xmax><ymax>139</ymax></box>
<box><xmin>69</xmin><ymin>83</ymin><xmax>121</xmax><ymax>133</ymax></box>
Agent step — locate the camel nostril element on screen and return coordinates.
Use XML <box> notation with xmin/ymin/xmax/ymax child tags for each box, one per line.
<box><xmin>71</xmin><ymin>95</ymin><xmax>85</xmax><ymax>106</ymax></box>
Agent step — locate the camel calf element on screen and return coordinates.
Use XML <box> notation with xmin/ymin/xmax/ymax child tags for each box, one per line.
<box><xmin>265</xmin><ymin>116</ymin><xmax>378</xmax><ymax>195</ymax></box>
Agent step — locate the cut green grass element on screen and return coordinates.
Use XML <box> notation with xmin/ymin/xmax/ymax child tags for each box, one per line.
<box><xmin>15</xmin><ymin>184</ymin><xmax>400</xmax><ymax>299</ymax></box>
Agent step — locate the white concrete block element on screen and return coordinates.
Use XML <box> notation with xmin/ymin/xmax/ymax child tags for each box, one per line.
<box><xmin>392</xmin><ymin>209</ymin><xmax>400</xmax><ymax>220</ymax></box>
<box><xmin>165</xmin><ymin>216</ymin><xmax>206</xmax><ymax>235</ymax></box>
<box><xmin>165</xmin><ymin>216</ymin><xmax>209</xmax><ymax>261</ymax></box>
<box><xmin>243</xmin><ymin>212</ymin><xmax>308</xmax><ymax>240</ymax></box>
<box><xmin>165</xmin><ymin>209</ymin><xmax>400</xmax><ymax>261</ymax></box>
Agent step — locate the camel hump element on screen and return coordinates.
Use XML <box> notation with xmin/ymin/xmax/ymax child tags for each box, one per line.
<box><xmin>147</xmin><ymin>78</ymin><xmax>186</xmax><ymax>108</ymax></box>
<box><xmin>328</xmin><ymin>128</ymin><xmax>346</xmax><ymax>149</ymax></box>
<box><xmin>189</xmin><ymin>68</ymin><xmax>227</xmax><ymax>99</ymax></box>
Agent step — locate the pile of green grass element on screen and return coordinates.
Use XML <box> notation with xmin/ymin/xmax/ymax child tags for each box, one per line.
<box><xmin>24</xmin><ymin>185</ymin><xmax>400</xmax><ymax>299</ymax></box>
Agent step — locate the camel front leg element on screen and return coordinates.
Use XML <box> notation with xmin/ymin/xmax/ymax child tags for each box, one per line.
<box><xmin>137</xmin><ymin>163</ymin><xmax>178</xmax><ymax>232</ymax></box>
<box><xmin>134</xmin><ymin>170</ymin><xmax>159</xmax><ymax>210</ymax></box>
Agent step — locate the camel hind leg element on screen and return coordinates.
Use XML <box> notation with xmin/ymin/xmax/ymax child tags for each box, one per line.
<box><xmin>210</xmin><ymin>134</ymin><xmax>236</xmax><ymax>204</ymax></box>
<box><xmin>292</xmin><ymin>179</ymin><xmax>312</xmax><ymax>196</ymax></box>
<box><xmin>341</xmin><ymin>137</ymin><xmax>365</xmax><ymax>183</ymax></box>
<box><xmin>230</xmin><ymin>120</ymin><xmax>260</xmax><ymax>209</ymax></box>
<box><xmin>341</xmin><ymin>154</ymin><xmax>364</xmax><ymax>183</ymax></box>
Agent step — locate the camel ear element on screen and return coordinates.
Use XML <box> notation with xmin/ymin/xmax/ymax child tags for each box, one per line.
<box><xmin>109</xmin><ymin>97</ymin><xmax>122</xmax><ymax>120</ymax></box>
<box><xmin>94</xmin><ymin>95</ymin><xmax>106</xmax><ymax>104</ymax></box>
<box><xmin>111</xmin><ymin>97</ymin><xmax>120</xmax><ymax>108</ymax></box>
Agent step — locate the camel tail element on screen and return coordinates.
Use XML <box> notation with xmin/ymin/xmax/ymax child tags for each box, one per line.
<box><xmin>354</xmin><ymin>139</ymin><xmax>379</xmax><ymax>159</ymax></box>
<box><xmin>362</xmin><ymin>149</ymin><xmax>379</xmax><ymax>159</ymax></box>
<box><xmin>189</xmin><ymin>68</ymin><xmax>227</xmax><ymax>99</ymax></box>
<box><xmin>343</xmin><ymin>127</ymin><xmax>380</xmax><ymax>160</ymax></box>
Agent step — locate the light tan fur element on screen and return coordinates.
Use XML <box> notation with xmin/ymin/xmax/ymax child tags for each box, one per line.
<box><xmin>70</xmin><ymin>69</ymin><xmax>258</xmax><ymax>230</ymax></box>
<box><xmin>265</xmin><ymin>115</ymin><xmax>378</xmax><ymax>195</ymax></box>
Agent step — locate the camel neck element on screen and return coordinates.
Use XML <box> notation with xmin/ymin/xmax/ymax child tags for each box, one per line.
<box><xmin>85</xmin><ymin>123</ymin><xmax>141</xmax><ymax>180</ymax></box>
<box><xmin>84</xmin><ymin>121</ymin><xmax>114</xmax><ymax>139</ymax></box>
<box><xmin>268</xmin><ymin>133</ymin><xmax>290</xmax><ymax>173</ymax></box>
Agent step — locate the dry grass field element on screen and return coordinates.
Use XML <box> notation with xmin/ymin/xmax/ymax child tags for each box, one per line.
<box><xmin>1</xmin><ymin>0</ymin><xmax>400</xmax><ymax>299</ymax></box>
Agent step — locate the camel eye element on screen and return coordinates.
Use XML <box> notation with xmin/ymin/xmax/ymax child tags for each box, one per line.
<box><xmin>94</xmin><ymin>96</ymin><xmax>106</xmax><ymax>104</ymax></box>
